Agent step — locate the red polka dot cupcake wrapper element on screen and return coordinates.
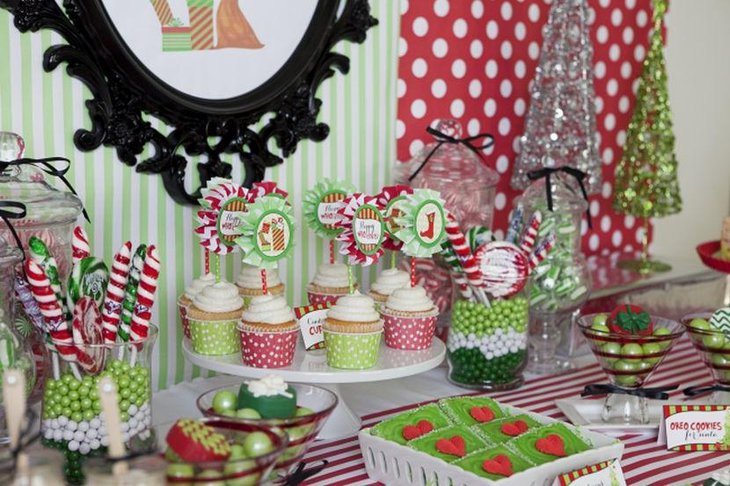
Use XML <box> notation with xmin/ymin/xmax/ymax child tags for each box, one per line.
<box><xmin>177</xmin><ymin>298</ymin><xmax>191</xmax><ymax>340</ymax></box>
<box><xmin>382</xmin><ymin>313</ymin><xmax>437</xmax><ymax>350</ymax></box>
<box><xmin>239</xmin><ymin>328</ymin><xmax>298</xmax><ymax>368</ymax></box>
<box><xmin>307</xmin><ymin>291</ymin><xmax>343</xmax><ymax>307</ymax></box>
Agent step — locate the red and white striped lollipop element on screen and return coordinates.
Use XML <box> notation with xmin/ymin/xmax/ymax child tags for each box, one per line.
<box><xmin>518</xmin><ymin>211</ymin><xmax>542</xmax><ymax>255</ymax></box>
<box><xmin>130</xmin><ymin>245</ymin><xmax>160</xmax><ymax>342</ymax></box>
<box><xmin>72</xmin><ymin>226</ymin><xmax>91</xmax><ymax>265</ymax></box>
<box><xmin>101</xmin><ymin>242</ymin><xmax>132</xmax><ymax>344</ymax></box>
<box><xmin>72</xmin><ymin>297</ymin><xmax>105</xmax><ymax>374</ymax></box>
<box><xmin>444</xmin><ymin>213</ymin><xmax>484</xmax><ymax>289</ymax></box>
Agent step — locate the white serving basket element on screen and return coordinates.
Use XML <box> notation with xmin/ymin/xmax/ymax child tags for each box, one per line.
<box><xmin>358</xmin><ymin>405</ymin><xmax>624</xmax><ymax>486</ymax></box>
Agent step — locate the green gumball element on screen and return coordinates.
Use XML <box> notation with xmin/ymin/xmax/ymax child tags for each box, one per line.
<box><xmin>592</xmin><ymin>314</ymin><xmax>609</xmax><ymax>327</ymax></box>
<box><xmin>243</xmin><ymin>431</ymin><xmax>274</xmax><ymax>458</ymax></box>
<box><xmin>195</xmin><ymin>469</ymin><xmax>223</xmax><ymax>486</ymax></box>
<box><xmin>229</xmin><ymin>444</ymin><xmax>248</xmax><ymax>460</ymax></box>
<box><xmin>703</xmin><ymin>333</ymin><xmax>726</xmax><ymax>350</ymax></box>
<box><xmin>295</xmin><ymin>407</ymin><xmax>315</xmax><ymax>417</ymax></box>
<box><xmin>689</xmin><ymin>318</ymin><xmax>711</xmax><ymax>331</ymax></box>
<box><xmin>590</xmin><ymin>323</ymin><xmax>610</xmax><ymax>335</ymax></box>
<box><xmin>710</xmin><ymin>353</ymin><xmax>730</xmax><ymax>367</ymax></box>
<box><xmin>620</xmin><ymin>343</ymin><xmax>643</xmax><ymax>361</ymax></box>
<box><xmin>653</xmin><ymin>327</ymin><xmax>673</xmax><ymax>349</ymax></box>
<box><xmin>212</xmin><ymin>390</ymin><xmax>238</xmax><ymax>415</ymax></box>
<box><xmin>615</xmin><ymin>374</ymin><xmax>639</xmax><ymax>387</ymax></box>
<box><xmin>601</xmin><ymin>342</ymin><xmax>621</xmax><ymax>365</ymax></box>
<box><xmin>235</xmin><ymin>408</ymin><xmax>262</xmax><ymax>420</ymax></box>
<box><xmin>642</xmin><ymin>343</ymin><xmax>663</xmax><ymax>365</ymax></box>
<box><xmin>223</xmin><ymin>460</ymin><xmax>258</xmax><ymax>486</ymax></box>
<box><xmin>166</xmin><ymin>463</ymin><xmax>195</xmax><ymax>486</ymax></box>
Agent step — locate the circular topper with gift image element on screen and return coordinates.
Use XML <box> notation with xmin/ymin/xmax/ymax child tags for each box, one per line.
<box><xmin>235</xmin><ymin>196</ymin><xmax>294</xmax><ymax>269</ymax></box>
<box><xmin>393</xmin><ymin>189</ymin><xmax>447</xmax><ymax>258</ymax></box>
<box><xmin>303</xmin><ymin>179</ymin><xmax>356</xmax><ymax>239</ymax></box>
<box><xmin>196</xmin><ymin>177</ymin><xmax>249</xmax><ymax>255</ymax></box>
<box><xmin>353</xmin><ymin>204</ymin><xmax>385</xmax><ymax>256</ymax></box>
<box><xmin>475</xmin><ymin>241</ymin><xmax>529</xmax><ymax>298</ymax></box>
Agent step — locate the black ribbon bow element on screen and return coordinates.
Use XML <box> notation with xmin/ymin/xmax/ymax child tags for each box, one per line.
<box><xmin>582</xmin><ymin>383</ymin><xmax>679</xmax><ymax>400</ymax></box>
<box><xmin>527</xmin><ymin>166</ymin><xmax>593</xmax><ymax>229</ymax></box>
<box><xmin>683</xmin><ymin>384</ymin><xmax>730</xmax><ymax>397</ymax></box>
<box><xmin>0</xmin><ymin>156</ymin><xmax>90</xmax><ymax>222</ymax></box>
<box><xmin>408</xmin><ymin>125</ymin><xmax>495</xmax><ymax>182</ymax></box>
<box><xmin>0</xmin><ymin>200</ymin><xmax>27</xmax><ymax>254</ymax></box>
<box><xmin>282</xmin><ymin>460</ymin><xmax>329</xmax><ymax>486</ymax></box>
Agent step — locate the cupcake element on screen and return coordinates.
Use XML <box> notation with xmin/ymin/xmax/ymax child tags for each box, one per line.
<box><xmin>381</xmin><ymin>285</ymin><xmax>438</xmax><ymax>350</ymax></box>
<box><xmin>368</xmin><ymin>268</ymin><xmax>410</xmax><ymax>308</ymax></box>
<box><xmin>235</xmin><ymin>264</ymin><xmax>285</xmax><ymax>307</ymax></box>
<box><xmin>306</xmin><ymin>263</ymin><xmax>356</xmax><ymax>306</ymax></box>
<box><xmin>239</xmin><ymin>294</ymin><xmax>299</xmax><ymax>368</ymax></box>
<box><xmin>323</xmin><ymin>292</ymin><xmax>382</xmax><ymax>369</ymax></box>
<box><xmin>186</xmin><ymin>280</ymin><xmax>244</xmax><ymax>356</ymax></box>
<box><xmin>177</xmin><ymin>273</ymin><xmax>215</xmax><ymax>339</ymax></box>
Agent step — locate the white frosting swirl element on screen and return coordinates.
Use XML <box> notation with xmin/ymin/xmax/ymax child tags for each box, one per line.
<box><xmin>192</xmin><ymin>280</ymin><xmax>243</xmax><ymax>313</ymax></box>
<box><xmin>242</xmin><ymin>294</ymin><xmax>295</xmax><ymax>324</ymax></box>
<box><xmin>310</xmin><ymin>263</ymin><xmax>350</xmax><ymax>288</ymax></box>
<box><xmin>236</xmin><ymin>264</ymin><xmax>282</xmax><ymax>289</ymax></box>
<box><xmin>184</xmin><ymin>273</ymin><xmax>216</xmax><ymax>299</ymax></box>
<box><xmin>246</xmin><ymin>375</ymin><xmax>293</xmax><ymax>398</ymax></box>
<box><xmin>327</xmin><ymin>291</ymin><xmax>380</xmax><ymax>322</ymax></box>
<box><xmin>385</xmin><ymin>285</ymin><xmax>435</xmax><ymax>313</ymax></box>
<box><xmin>371</xmin><ymin>269</ymin><xmax>410</xmax><ymax>295</ymax></box>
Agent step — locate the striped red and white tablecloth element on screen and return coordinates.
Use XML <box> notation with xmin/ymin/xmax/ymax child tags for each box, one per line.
<box><xmin>300</xmin><ymin>337</ymin><xmax>730</xmax><ymax>486</ymax></box>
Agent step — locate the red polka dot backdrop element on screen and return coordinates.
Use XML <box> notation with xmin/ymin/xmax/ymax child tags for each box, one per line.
<box><xmin>396</xmin><ymin>0</ymin><xmax>660</xmax><ymax>256</ymax></box>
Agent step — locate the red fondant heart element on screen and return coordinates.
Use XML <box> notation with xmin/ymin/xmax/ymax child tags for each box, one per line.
<box><xmin>469</xmin><ymin>406</ymin><xmax>495</xmax><ymax>423</ymax></box>
<box><xmin>482</xmin><ymin>454</ymin><xmax>513</xmax><ymax>477</ymax></box>
<box><xmin>535</xmin><ymin>434</ymin><xmax>566</xmax><ymax>457</ymax></box>
<box><xmin>401</xmin><ymin>419</ymin><xmax>434</xmax><ymax>441</ymax></box>
<box><xmin>500</xmin><ymin>419</ymin><xmax>529</xmax><ymax>437</ymax></box>
<box><xmin>435</xmin><ymin>435</ymin><xmax>466</xmax><ymax>457</ymax></box>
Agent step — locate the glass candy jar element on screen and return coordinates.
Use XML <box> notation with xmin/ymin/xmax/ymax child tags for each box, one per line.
<box><xmin>517</xmin><ymin>171</ymin><xmax>592</xmax><ymax>374</ymax></box>
<box><xmin>446</xmin><ymin>279</ymin><xmax>529</xmax><ymax>390</ymax></box>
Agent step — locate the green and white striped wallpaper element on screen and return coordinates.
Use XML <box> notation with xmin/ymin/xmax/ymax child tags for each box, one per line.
<box><xmin>0</xmin><ymin>1</ymin><xmax>400</xmax><ymax>390</ymax></box>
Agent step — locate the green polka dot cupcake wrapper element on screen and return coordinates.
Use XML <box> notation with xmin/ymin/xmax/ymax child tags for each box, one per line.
<box><xmin>324</xmin><ymin>330</ymin><xmax>382</xmax><ymax>369</ymax></box>
<box><xmin>189</xmin><ymin>318</ymin><xmax>241</xmax><ymax>355</ymax></box>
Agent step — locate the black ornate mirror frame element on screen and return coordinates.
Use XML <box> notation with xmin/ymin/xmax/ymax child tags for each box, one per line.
<box><xmin>0</xmin><ymin>0</ymin><xmax>377</xmax><ymax>205</ymax></box>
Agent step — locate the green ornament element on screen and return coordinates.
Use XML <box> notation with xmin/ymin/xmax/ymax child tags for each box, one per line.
<box><xmin>303</xmin><ymin>179</ymin><xmax>355</xmax><ymax>239</ymax></box>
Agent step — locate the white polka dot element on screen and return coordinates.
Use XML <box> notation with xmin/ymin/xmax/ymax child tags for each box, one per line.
<box><xmin>626</xmin><ymin>0</ymin><xmax>636</xmax><ymax>8</ymax></box>
<box><xmin>624</xmin><ymin>215</ymin><xmax>635</xmax><ymax>228</ymax></box>
<box><xmin>413</xmin><ymin>17</ymin><xmax>429</xmax><ymax>37</ymax></box>
<box><xmin>453</xmin><ymin>18</ymin><xmax>468</xmax><ymax>38</ymax></box>
<box><xmin>432</xmin><ymin>38</ymin><xmax>448</xmax><ymax>58</ymax></box>
<box><xmin>634</xmin><ymin>44</ymin><xmax>645</xmax><ymax>62</ymax></box>
<box><xmin>486</xmin><ymin>60</ymin><xmax>498</xmax><ymax>78</ymax></box>
<box><xmin>609</xmin><ymin>44</ymin><xmax>621</xmax><ymax>61</ymax></box>
<box><xmin>589</xmin><ymin>234</ymin><xmax>599</xmax><ymax>252</ymax></box>
<box><xmin>620</xmin><ymin>62</ymin><xmax>632</xmax><ymax>79</ymax></box>
<box><xmin>396</xmin><ymin>120</ymin><xmax>406</xmax><ymax>139</ymax></box>
<box><xmin>632</xmin><ymin>78</ymin><xmax>640</xmax><ymax>94</ymax></box>
<box><xmin>501</xmin><ymin>1</ymin><xmax>513</xmax><ymax>20</ymax></box>
<box><xmin>612</xmin><ymin>230</ymin><xmax>623</xmax><ymax>247</ymax></box>
<box><xmin>512</xmin><ymin>22</ymin><xmax>527</xmax><ymax>42</ymax></box>
<box><xmin>636</xmin><ymin>226</ymin><xmax>646</xmax><ymax>244</ymax></box>
<box><xmin>528</xmin><ymin>4</ymin><xmax>540</xmax><ymax>22</ymax></box>
<box><xmin>471</xmin><ymin>0</ymin><xmax>484</xmax><ymax>19</ymax></box>
<box><xmin>616</xmin><ymin>130</ymin><xmax>627</xmax><ymax>146</ymax></box>
<box><xmin>597</xmin><ymin>26</ymin><xmax>609</xmax><ymax>44</ymax></box>
<box><xmin>595</xmin><ymin>61</ymin><xmax>606</xmax><ymax>79</ymax></box>
<box><xmin>604</xmin><ymin>114</ymin><xmax>616</xmax><ymax>131</ymax></box>
<box><xmin>431</xmin><ymin>79</ymin><xmax>447</xmax><ymax>98</ymax></box>
<box><xmin>409</xmin><ymin>139</ymin><xmax>424</xmax><ymax>157</ymax></box>
<box><xmin>450</xmin><ymin>99</ymin><xmax>465</xmax><ymax>118</ymax></box>
<box><xmin>595</xmin><ymin>96</ymin><xmax>604</xmax><ymax>114</ymax></box>
<box><xmin>623</xmin><ymin>26</ymin><xmax>634</xmax><ymax>44</ymax></box>
<box><xmin>619</xmin><ymin>96</ymin><xmax>630</xmax><ymax>113</ymax></box>
<box><xmin>601</xmin><ymin>215</ymin><xmax>612</xmax><ymax>232</ymax></box>
<box><xmin>451</xmin><ymin>59</ymin><xmax>466</xmax><ymax>78</ymax></box>
<box><xmin>487</xmin><ymin>21</ymin><xmax>499</xmax><ymax>39</ymax></box>
<box><xmin>603</xmin><ymin>147</ymin><xmax>614</xmax><ymax>164</ymax></box>
<box><xmin>590</xmin><ymin>201</ymin><xmax>599</xmax><ymax>217</ymax></box>
<box><xmin>501</xmin><ymin>40</ymin><xmax>513</xmax><ymax>59</ymax></box>
<box><xmin>637</xmin><ymin>9</ymin><xmax>648</xmax><ymax>27</ymax></box>
<box><xmin>599</xmin><ymin>0</ymin><xmax>610</xmax><ymax>7</ymax></box>
<box><xmin>398</xmin><ymin>38</ymin><xmax>407</xmax><ymax>57</ymax></box>
<box><xmin>400</xmin><ymin>0</ymin><xmax>409</xmax><ymax>15</ymax></box>
<box><xmin>498</xmin><ymin>117</ymin><xmax>511</xmax><ymax>136</ymax></box>
<box><xmin>602</xmin><ymin>182</ymin><xmax>612</xmax><ymax>198</ymax></box>
<box><xmin>484</xmin><ymin>98</ymin><xmax>496</xmax><ymax>117</ymax></box>
<box><xmin>469</xmin><ymin>79</ymin><xmax>482</xmax><ymax>98</ymax></box>
<box><xmin>412</xmin><ymin>58</ymin><xmax>427</xmax><ymax>78</ymax></box>
<box><xmin>434</xmin><ymin>0</ymin><xmax>449</xmax><ymax>17</ymax></box>
<box><xmin>514</xmin><ymin>98</ymin><xmax>526</xmax><ymax>116</ymax></box>
<box><xmin>411</xmin><ymin>99</ymin><xmax>426</xmax><ymax>119</ymax></box>
<box><xmin>514</xmin><ymin>60</ymin><xmax>526</xmax><ymax>79</ymax></box>
<box><xmin>496</xmin><ymin>155</ymin><xmax>509</xmax><ymax>174</ymax></box>
<box><xmin>495</xmin><ymin>192</ymin><xmax>506</xmax><ymax>210</ymax></box>
<box><xmin>588</xmin><ymin>7</ymin><xmax>596</xmax><ymax>25</ymax></box>
<box><xmin>467</xmin><ymin>118</ymin><xmax>480</xmax><ymax>136</ymax></box>
<box><xmin>607</xmin><ymin>79</ymin><xmax>618</xmax><ymax>96</ymax></box>
<box><xmin>500</xmin><ymin>80</ymin><xmax>512</xmax><ymax>98</ymax></box>
<box><xmin>611</xmin><ymin>9</ymin><xmax>623</xmax><ymax>26</ymax></box>
<box><xmin>470</xmin><ymin>40</ymin><xmax>483</xmax><ymax>58</ymax></box>
<box><xmin>528</xmin><ymin>42</ymin><xmax>540</xmax><ymax>60</ymax></box>
<box><xmin>397</xmin><ymin>79</ymin><xmax>406</xmax><ymax>98</ymax></box>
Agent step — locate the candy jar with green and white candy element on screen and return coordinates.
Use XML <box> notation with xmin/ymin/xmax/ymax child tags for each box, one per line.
<box><xmin>516</xmin><ymin>168</ymin><xmax>592</xmax><ymax>374</ymax></box>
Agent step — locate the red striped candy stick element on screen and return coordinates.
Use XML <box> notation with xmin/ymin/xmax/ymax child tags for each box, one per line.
<box><xmin>129</xmin><ymin>246</ymin><xmax>160</xmax><ymax>366</ymax></box>
<box><xmin>71</xmin><ymin>226</ymin><xmax>91</xmax><ymax>265</ymax></box>
<box><xmin>71</xmin><ymin>297</ymin><xmax>104</xmax><ymax>374</ymax></box>
<box><xmin>444</xmin><ymin>213</ymin><xmax>484</xmax><ymax>288</ymax></box>
<box><xmin>101</xmin><ymin>242</ymin><xmax>132</xmax><ymax>344</ymax></box>
<box><xmin>519</xmin><ymin>211</ymin><xmax>542</xmax><ymax>255</ymax></box>
<box><xmin>529</xmin><ymin>233</ymin><xmax>557</xmax><ymax>271</ymax></box>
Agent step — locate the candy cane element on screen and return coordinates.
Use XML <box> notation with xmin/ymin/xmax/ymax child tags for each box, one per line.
<box><xmin>101</xmin><ymin>242</ymin><xmax>132</xmax><ymax>344</ymax></box>
<box><xmin>25</xmin><ymin>260</ymin><xmax>80</xmax><ymax>380</ymax></box>
<box><xmin>129</xmin><ymin>246</ymin><xmax>160</xmax><ymax>366</ymax></box>
<box><xmin>529</xmin><ymin>233</ymin><xmax>557</xmax><ymax>271</ymax></box>
<box><xmin>118</xmin><ymin>244</ymin><xmax>146</xmax><ymax>344</ymax></box>
<box><xmin>28</xmin><ymin>237</ymin><xmax>70</xmax><ymax>321</ymax></box>
<box><xmin>519</xmin><ymin>210</ymin><xmax>542</xmax><ymax>255</ymax></box>
<box><xmin>71</xmin><ymin>226</ymin><xmax>91</xmax><ymax>265</ymax></box>
<box><xmin>71</xmin><ymin>297</ymin><xmax>104</xmax><ymax>374</ymax></box>
<box><xmin>439</xmin><ymin>247</ymin><xmax>474</xmax><ymax>301</ymax></box>
<box><xmin>445</xmin><ymin>214</ymin><xmax>489</xmax><ymax>305</ymax></box>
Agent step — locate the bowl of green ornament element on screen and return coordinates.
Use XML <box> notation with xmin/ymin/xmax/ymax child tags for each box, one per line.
<box><xmin>682</xmin><ymin>309</ymin><xmax>730</xmax><ymax>404</ymax></box>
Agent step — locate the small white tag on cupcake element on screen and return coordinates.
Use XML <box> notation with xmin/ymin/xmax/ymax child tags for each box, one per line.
<box><xmin>295</xmin><ymin>303</ymin><xmax>331</xmax><ymax>350</ymax></box>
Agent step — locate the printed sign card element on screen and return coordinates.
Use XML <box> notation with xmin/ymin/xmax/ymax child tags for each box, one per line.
<box><xmin>552</xmin><ymin>460</ymin><xmax>626</xmax><ymax>486</ymax></box>
<box><xmin>295</xmin><ymin>303</ymin><xmax>331</xmax><ymax>351</ymax></box>
<box><xmin>658</xmin><ymin>404</ymin><xmax>730</xmax><ymax>451</ymax></box>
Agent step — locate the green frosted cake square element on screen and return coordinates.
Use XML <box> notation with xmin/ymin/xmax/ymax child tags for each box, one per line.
<box><xmin>370</xmin><ymin>404</ymin><xmax>452</xmax><ymax>446</ymax></box>
<box><xmin>509</xmin><ymin>423</ymin><xmax>591</xmax><ymax>465</ymax></box>
<box><xmin>408</xmin><ymin>425</ymin><xmax>490</xmax><ymax>463</ymax></box>
<box><xmin>438</xmin><ymin>396</ymin><xmax>505</xmax><ymax>426</ymax></box>
<box><xmin>472</xmin><ymin>414</ymin><xmax>542</xmax><ymax>444</ymax></box>
<box><xmin>454</xmin><ymin>445</ymin><xmax>533</xmax><ymax>481</ymax></box>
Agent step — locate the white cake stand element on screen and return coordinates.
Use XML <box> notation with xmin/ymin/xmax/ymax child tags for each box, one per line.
<box><xmin>182</xmin><ymin>338</ymin><xmax>446</xmax><ymax>439</ymax></box>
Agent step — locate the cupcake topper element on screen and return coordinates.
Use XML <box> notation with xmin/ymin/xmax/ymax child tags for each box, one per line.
<box><xmin>303</xmin><ymin>180</ymin><xmax>356</xmax><ymax>263</ymax></box>
<box><xmin>376</xmin><ymin>185</ymin><xmax>414</xmax><ymax>267</ymax></box>
<box><xmin>247</xmin><ymin>181</ymin><xmax>289</xmax><ymax>202</ymax></box>
<box><xmin>336</xmin><ymin>193</ymin><xmax>386</xmax><ymax>266</ymax></box>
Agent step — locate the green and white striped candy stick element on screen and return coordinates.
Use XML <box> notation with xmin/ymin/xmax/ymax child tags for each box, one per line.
<box><xmin>118</xmin><ymin>244</ymin><xmax>147</xmax><ymax>344</ymax></box>
<box><xmin>28</xmin><ymin>237</ymin><xmax>70</xmax><ymax>321</ymax></box>
<box><xmin>68</xmin><ymin>256</ymin><xmax>110</xmax><ymax>308</ymax></box>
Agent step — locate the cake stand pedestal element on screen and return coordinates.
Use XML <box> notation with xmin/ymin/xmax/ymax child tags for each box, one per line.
<box><xmin>696</xmin><ymin>240</ymin><xmax>730</xmax><ymax>305</ymax></box>
<box><xmin>182</xmin><ymin>338</ymin><xmax>446</xmax><ymax>439</ymax></box>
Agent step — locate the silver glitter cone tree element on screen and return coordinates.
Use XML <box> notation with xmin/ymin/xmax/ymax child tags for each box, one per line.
<box><xmin>511</xmin><ymin>0</ymin><xmax>602</xmax><ymax>193</ymax></box>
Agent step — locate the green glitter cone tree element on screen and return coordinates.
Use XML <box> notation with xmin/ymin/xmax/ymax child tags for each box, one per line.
<box><xmin>613</xmin><ymin>0</ymin><xmax>681</xmax><ymax>275</ymax></box>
